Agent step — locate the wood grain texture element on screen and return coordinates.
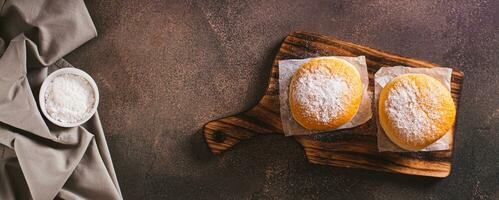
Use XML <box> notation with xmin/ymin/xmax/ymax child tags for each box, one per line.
<box><xmin>203</xmin><ymin>31</ymin><xmax>464</xmax><ymax>177</ymax></box>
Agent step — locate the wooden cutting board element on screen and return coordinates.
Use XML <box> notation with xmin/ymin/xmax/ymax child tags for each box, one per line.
<box><xmin>203</xmin><ymin>31</ymin><xmax>464</xmax><ymax>177</ymax></box>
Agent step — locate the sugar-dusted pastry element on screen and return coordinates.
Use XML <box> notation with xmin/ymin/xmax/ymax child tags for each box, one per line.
<box><xmin>378</xmin><ymin>73</ymin><xmax>456</xmax><ymax>151</ymax></box>
<box><xmin>289</xmin><ymin>58</ymin><xmax>363</xmax><ymax>130</ymax></box>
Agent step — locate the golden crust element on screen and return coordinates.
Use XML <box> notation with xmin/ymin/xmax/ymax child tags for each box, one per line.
<box><xmin>289</xmin><ymin>58</ymin><xmax>363</xmax><ymax>130</ymax></box>
<box><xmin>378</xmin><ymin>74</ymin><xmax>456</xmax><ymax>151</ymax></box>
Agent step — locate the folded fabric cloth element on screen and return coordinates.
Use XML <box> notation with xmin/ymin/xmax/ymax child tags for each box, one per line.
<box><xmin>0</xmin><ymin>0</ymin><xmax>122</xmax><ymax>199</ymax></box>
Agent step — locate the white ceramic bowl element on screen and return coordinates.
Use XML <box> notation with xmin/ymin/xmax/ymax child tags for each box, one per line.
<box><xmin>39</xmin><ymin>68</ymin><xmax>100</xmax><ymax>127</ymax></box>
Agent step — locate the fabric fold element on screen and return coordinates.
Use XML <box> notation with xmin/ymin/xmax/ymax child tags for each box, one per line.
<box><xmin>1</xmin><ymin>0</ymin><xmax>98</xmax><ymax>67</ymax></box>
<box><xmin>0</xmin><ymin>36</ymin><xmax>52</xmax><ymax>140</ymax></box>
<box><xmin>0</xmin><ymin>0</ymin><xmax>122</xmax><ymax>199</ymax></box>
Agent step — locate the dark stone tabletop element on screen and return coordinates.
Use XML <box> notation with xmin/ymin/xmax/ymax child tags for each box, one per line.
<box><xmin>64</xmin><ymin>0</ymin><xmax>499</xmax><ymax>199</ymax></box>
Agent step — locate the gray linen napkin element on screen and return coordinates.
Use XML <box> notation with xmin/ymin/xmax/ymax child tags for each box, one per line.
<box><xmin>0</xmin><ymin>0</ymin><xmax>122</xmax><ymax>199</ymax></box>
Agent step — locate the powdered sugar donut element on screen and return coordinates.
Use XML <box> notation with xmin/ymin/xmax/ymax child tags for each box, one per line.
<box><xmin>378</xmin><ymin>73</ymin><xmax>456</xmax><ymax>151</ymax></box>
<box><xmin>289</xmin><ymin>58</ymin><xmax>363</xmax><ymax>130</ymax></box>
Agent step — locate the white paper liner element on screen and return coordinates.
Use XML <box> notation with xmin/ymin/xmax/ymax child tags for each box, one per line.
<box><xmin>374</xmin><ymin>66</ymin><xmax>453</xmax><ymax>152</ymax></box>
<box><xmin>279</xmin><ymin>56</ymin><xmax>372</xmax><ymax>136</ymax></box>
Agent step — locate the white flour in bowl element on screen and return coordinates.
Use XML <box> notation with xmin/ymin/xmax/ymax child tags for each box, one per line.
<box><xmin>44</xmin><ymin>74</ymin><xmax>95</xmax><ymax>123</ymax></box>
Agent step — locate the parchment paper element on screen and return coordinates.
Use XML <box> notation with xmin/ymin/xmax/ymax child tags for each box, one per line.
<box><xmin>279</xmin><ymin>56</ymin><xmax>372</xmax><ymax>136</ymax></box>
<box><xmin>375</xmin><ymin>66</ymin><xmax>453</xmax><ymax>152</ymax></box>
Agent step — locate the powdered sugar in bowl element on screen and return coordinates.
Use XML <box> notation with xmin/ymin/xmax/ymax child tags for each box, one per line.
<box><xmin>39</xmin><ymin>68</ymin><xmax>99</xmax><ymax>127</ymax></box>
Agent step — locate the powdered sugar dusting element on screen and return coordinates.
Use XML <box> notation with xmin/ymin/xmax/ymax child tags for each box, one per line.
<box><xmin>45</xmin><ymin>74</ymin><xmax>96</xmax><ymax>123</ymax></box>
<box><xmin>384</xmin><ymin>77</ymin><xmax>442</xmax><ymax>143</ymax></box>
<box><xmin>292</xmin><ymin>65</ymin><xmax>351</xmax><ymax>124</ymax></box>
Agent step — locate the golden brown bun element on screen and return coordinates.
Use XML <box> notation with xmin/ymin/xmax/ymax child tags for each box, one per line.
<box><xmin>289</xmin><ymin>58</ymin><xmax>363</xmax><ymax>130</ymax></box>
<box><xmin>378</xmin><ymin>73</ymin><xmax>456</xmax><ymax>151</ymax></box>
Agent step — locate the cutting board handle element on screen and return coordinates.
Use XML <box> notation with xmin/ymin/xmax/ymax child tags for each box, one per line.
<box><xmin>203</xmin><ymin>113</ymin><xmax>258</xmax><ymax>154</ymax></box>
<box><xmin>203</xmin><ymin>49</ymin><xmax>283</xmax><ymax>154</ymax></box>
<box><xmin>203</xmin><ymin>96</ymin><xmax>283</xmax><ymax>154</ymax></box>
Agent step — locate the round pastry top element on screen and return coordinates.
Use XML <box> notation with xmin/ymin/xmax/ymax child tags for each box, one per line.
<box><xmin>378</xmin><ymin>73</ymin><xmax>456</xmax><ymax>151</ymax></box>
<box><xmin>289</xmin><ymin>58</ymin><xmax>363</xmax><ymax>130</ymax></box>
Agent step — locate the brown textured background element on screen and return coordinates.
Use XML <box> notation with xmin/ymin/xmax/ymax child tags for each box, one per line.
<box><xmin>63</xmin><ymin>0</ymin><xmax>499</xmax><ymax>199</ymax></box>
